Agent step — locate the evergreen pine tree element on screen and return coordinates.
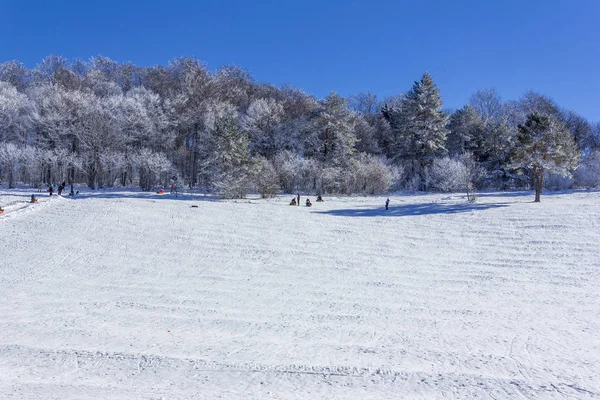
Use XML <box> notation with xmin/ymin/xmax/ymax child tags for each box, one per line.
<box><xmin>394</xmin><ymin>73</ymin><xmax>449</xmax><ymax>189</ymax></box>
<box><xmin>447</xmin><ymin>105</ymin><xmax>484</xmax><ymax>157</ymax></box>
<box><xmin>315</xmin><ymin>92</ymin><xmax>357</xmax><ymax>167</ymax></box>
<box><xmin>204</xmin><ymin>104</ymin><xmax>253</xmax><ymax>198</ymax></box>
<box><xmin>513</xmin><ymin>113</ymin><xmax>580</xmax><ymax>202</ymax></box>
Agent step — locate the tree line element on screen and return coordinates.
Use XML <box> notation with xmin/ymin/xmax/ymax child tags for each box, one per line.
<box><xmin>0</xmin><ymin>55</ymin><xmax>597</xmax><ymax>199</ymax></box>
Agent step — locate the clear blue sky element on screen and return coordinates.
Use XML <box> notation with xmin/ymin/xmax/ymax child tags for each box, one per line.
<box><xmin>1</xmin><ymin>0</ymin><xmax>599</xmax><ymax>121</ymax></box>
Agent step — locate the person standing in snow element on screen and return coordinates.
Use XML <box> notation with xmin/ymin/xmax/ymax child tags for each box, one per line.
<box><xmin>48</xmin><ymin>184</ymin><xmax>54</xmax><ymax>196</ymax></box>
<box><xmin>385</xmin><ymin>198</ymin><xmax>389</xmax><ymax>210</ymax></box>
<box><xmin>297</xmin><ymin>193</ymin><xmax>300</xmax><ymax>206</ymax></box>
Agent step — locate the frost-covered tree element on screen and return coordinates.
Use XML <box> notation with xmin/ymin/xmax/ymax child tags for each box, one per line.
<box><xmin>513</xmin><ymin>113</ymin><xmax>580</xmax><ymax>202</ymax></box>
<box><xmin>252</xmin><ymin>156</ymin><xmax>280</xmax><ymax>198</ymax></box>
<box><xmin>243</xmin><ymin>98</ymin><xmax>284</xmax><ymax>158</ymax></box>
<box><xmin>134</xmin><ymin>149</ymin><xmax>172</xmax><ymax>191</ymax></box>
<box><xmin>0</xmin><ymin>61</ymin><xmax>29</xmax><ymax>91</ymax></box>
<box><xmin>564</xmin><ymin>111</ymin><xmax>594</xmax><ymax>154</ymax></box>
<box><xmin>273</xmin><ymin>150</ymin><xmax>305</xmax><ymax>193</ymax></box>
<box><xmin>0</xmin><ymin>54</ymin><xmax>595</xmax><ymax>196</ymax></box>
<box><xmin>203</xmin><ymin>102</ymin><xmax>253</xmax><ymax>198</ymax></box>
<box><xmin>575</xmin><ymin>149</ymin><xmax>600</xmax><ymax>188</ymax></box>
<box><xmin>0</xmin><ymin>82</ymin><xmax>35</xmax><ymax>144</ymax></box>
<box><xmin>352</xmin><ymin>114</ymin><xmax>380</xmax><ymax>154</ymax></box>
<box><xmin>469</xmin><ymin>89</ymin><xmax>503</xmax><ymax>126</ymax></box>
<box><xmin>312</xmin><ymin>92</ymin><xmax>357</xmax><ymax>167</ymax></box>
<box><xmin>0</xmin><ymin>143</ymin><xmax>22</xmax><ymax>188</ymax></box>
<box><xmin>447</xmin><ymin>105</ymin><xmax>484</xmax><ymax>157</ymax></box>
<box><xmin>394</xmin><ymin>73</ymin><xmax>449</xmax><ymax>189</ymax></box>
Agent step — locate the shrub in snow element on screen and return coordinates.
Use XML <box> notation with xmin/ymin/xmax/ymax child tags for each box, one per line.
<box><xmin>213</xmin><ymin>166</ymin><xmax>253</xmax><ymax>199</ymax></box>
<box><xmin>273</xmin><ymin>150</ymin><xmax>304</xmax><ymax>193</ymax></box>
<box><xmin>341</xmin><ymin>153</ymin><xmax>398</xmax><ymax>195</ymax></box>
<box><xmin>319</xmin><ymin>166</ymin><xmax>342</xmax><ymax>194</ymax></box>
<box><xmin>544</xmin><ymin>172</ymin><xmax>574</xmax><ymax>190</ymax></box>
<box><xmin>429</xmin><ymin>153</ymin><xmax>485</xmax><ymax>200</ymax></box>
<box><xmin>574</xmin><ymin>150</ymin><xmax>600</xmax><ymax>188</ymax></box>
<box><xmin>429</xmin><ymin>157</ymin><xmax>465</xmax><ymax>192</ymax></box>
<box><xmin>252</xmin><ymin>157</ymin><xmax>280</xmax><ymax>198</ymax></box>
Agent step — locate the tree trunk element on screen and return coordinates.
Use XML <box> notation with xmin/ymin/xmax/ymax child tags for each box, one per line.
<box><xmin>535</xmin><ymin>167</ymin><xmax>544</xmax><ymax>203</ymax></box>
<box><xmin>69</xmin><ymin>166</ymin><xmax>75</xmax><ymax>196</ymax></box>
<box><xmin>534</xmin><ymin>165</ymin><xmax>544</xmax><ymax>202</ymax></box>
<box><xmin>8</xmin><ymin>161</ymin><xmax>15</xmax><ymax>189</ymax></box>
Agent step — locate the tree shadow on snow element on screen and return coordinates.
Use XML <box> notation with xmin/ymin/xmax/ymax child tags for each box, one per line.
<box><xmin>317</xmin><ymin>202</ymin><xmax>509</xmax><ymax>217</ymax></box>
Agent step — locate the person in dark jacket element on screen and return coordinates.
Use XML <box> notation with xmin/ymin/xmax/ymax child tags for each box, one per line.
<box><xmin>297</xmin><ymin>193</ymin><xmax>300</xmax><ymax>206</ymax></box>
<box><xmin>48</xmin><ymin>184</ymin><xmax>54</xmax><ymax>196</ymax></box>
<box><xmin>306</xmin><ymin>198</ymin><xmax>312</xmax><ymax>207</ymax></box>
<box><xmin>385</xmin><ymin>198</ymin><xmax>390</xmax><ymax>210</ymax></box>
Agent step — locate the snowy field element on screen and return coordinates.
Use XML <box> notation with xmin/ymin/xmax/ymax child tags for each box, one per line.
<box><xmin>0</xmin><ymin>187</ymin><xmax>599</xmax><ymax>399</ymax></box>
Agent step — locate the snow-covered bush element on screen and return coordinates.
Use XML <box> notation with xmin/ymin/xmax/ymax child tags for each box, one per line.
<box><xmin>574</xmin><ymin>150</ymin><xmax>600</xmax><ymax>188</ymax></box>
<box><xmin>213</xmin><ymin>166</ymin><xmax>253</xmax><ymax>199</ymax></box>
<box><xmin>253</xmin><ymin>157</ymin><xmax>280</xmax><ymax>198</ymax></box>
<box><xmin>273</xmin><ymin>150</ymin><xmax>305</xmax><ymax>193</ymax></box>
<box><xmin>319</xmin><ymin>166</ymin><xmax>342</xmax><ymax>194</ymax></box>
<box><xmin>544</xmin><ymin>172</ymin><xmax>574</xmax><ymax>190</ymax></box>
<box><xmin>429</xmin><ymin>154</ymin><xmax>485</xmax><ymax>199</ymax></box>
<box><xmin>358</xmin><ymin>154</ymin><xmax>398</xmax><ymax>194</ymax></box>
<box><xmin>429</xmin><ymin>157</ymin><xmax>465</xmax><ymax>192</ymax></box>
<box><xmin>340</xmin><ymin>154</ymin><xmax>398</xmax><ymax>195</ymax></box>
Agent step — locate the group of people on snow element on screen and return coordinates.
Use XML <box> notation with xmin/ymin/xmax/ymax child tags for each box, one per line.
<box><xmin>290</xmin><ymin>194</ymin><xmax>391</xmax><ymax>210</ymax></box>
<box><xmin>47</xmin><ymin>181</ymin><xmax>67</xmax><ymax>196</ymax></box>
<box><xmin>290</xmin><ymin>193</ymin><xmax>319</xmax><ymax>207</ymax></box>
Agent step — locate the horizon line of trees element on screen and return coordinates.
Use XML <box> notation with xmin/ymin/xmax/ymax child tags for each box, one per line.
<box><xmin>1</xmin><ymin>55</ymin><xmax>598</xmax><ymax>199</ymax></box>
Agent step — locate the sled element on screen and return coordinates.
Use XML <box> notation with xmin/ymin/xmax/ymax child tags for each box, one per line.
<box><xmin>156</xmin><ymin>189</ymin><xmax>165</xmax><ymax>195</ymax></box>
<box><xmin>31</xmin><ymin>199</ymin><xmax>38</xmax><ymax>203</ymax></box>
<box><xmin>0</xmin><ymin>209</ymin><xmax>4</xmax><ymax>215</ymax></box>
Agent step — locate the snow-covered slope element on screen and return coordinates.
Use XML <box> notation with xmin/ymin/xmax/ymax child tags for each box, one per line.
<box><xmin>1</xmin><ymin>189</ymin><xmax>599</xmax><ymax>399</ymax></box>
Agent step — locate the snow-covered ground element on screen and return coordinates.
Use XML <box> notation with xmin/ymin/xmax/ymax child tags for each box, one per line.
<box><xmin>1</xmin><ymin>187</ymin><xmax>599</xmax><ymax>399</ymax></box>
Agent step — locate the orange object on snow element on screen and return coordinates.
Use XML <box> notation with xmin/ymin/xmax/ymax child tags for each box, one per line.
<box><xmin>156</xmin><ymin>189</ymin><xmax>165</xmax><ymax>195</ymax></box>
<box><xmin>0</xmin><ymin>209</ymin><xmax>4</xmax><ymax>215</ymax></box>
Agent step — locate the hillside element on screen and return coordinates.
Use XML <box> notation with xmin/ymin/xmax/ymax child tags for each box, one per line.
<box><xmin>1</xmin><ymin>189</ymin><xmax>599</xmax><ymax>399</ymax></box>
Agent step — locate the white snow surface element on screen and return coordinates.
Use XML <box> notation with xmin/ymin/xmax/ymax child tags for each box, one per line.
<box><xmin>1</xmin><ymin>188</ymin><xmax>599</xmax><ymax>399</ymax></box>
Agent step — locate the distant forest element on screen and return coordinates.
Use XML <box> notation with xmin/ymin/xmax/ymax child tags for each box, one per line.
<box><xmin>0</xmin><ymin>55</ymin><xmax>598</xmax><ymax>197</ymax></box>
